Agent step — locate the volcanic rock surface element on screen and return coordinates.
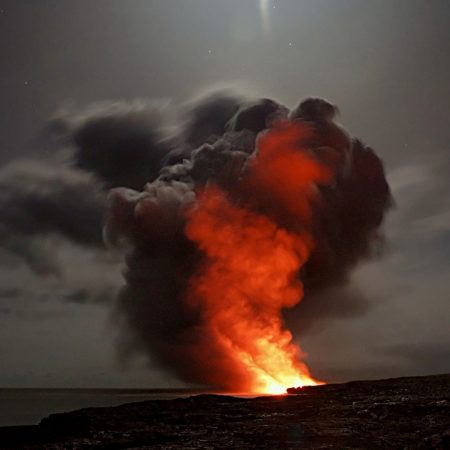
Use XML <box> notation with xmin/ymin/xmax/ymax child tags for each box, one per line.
<box><xmin>0</xmin><ymin>374</ymin><xmax>449</xmax><ymax>449</ymax></box>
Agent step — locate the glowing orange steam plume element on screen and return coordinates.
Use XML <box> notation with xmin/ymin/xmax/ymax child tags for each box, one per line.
<box><xmin>185</xmin><ymin>121</ymin><xmax>332</xmax><ymax>394</ymax></box>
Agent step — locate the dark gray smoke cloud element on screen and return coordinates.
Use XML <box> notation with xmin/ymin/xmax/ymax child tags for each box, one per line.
<box><xmin>104</xmin><ymin>91</ymin><xmax>392</xmax><ymax>388</ymax></box>
<box><xmin>49</xmin><ymin>100</ymin><xmax>173</xmax><ymax>190</ymax></box>
<box><xmin>0</xmin><ymin>94</ymin><xmax>222</xmax><ymax>278</ymax></box>
<box><xmin>0</xmin><ymin>161</ymin><xmax>104</xmax><ymax>244</ymax></box>
<box><xmin>230</xmin><ymin>98</ymin><xmax>288</xmax><ymax>134</ymax></box>
<box><xmin>182</xmin><ymin>89</ymin><xmax>243</xmax><ymax>149</ymax></box>
<box><xmin>0</xmin><ymin>160</ymin><xmax>105</xmax><ymax>275</ymax></box>
<box><xmin>0</xmin><ymin>89</ymin><xmax>391</xmax><ymax>387</ymax></box>
<box><xmin>0</xmin><ymin>99</ymin><xmax>176</xmax><ymax>277</ymax></box>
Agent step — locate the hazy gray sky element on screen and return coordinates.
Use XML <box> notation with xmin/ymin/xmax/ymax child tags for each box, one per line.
<box><xmin>0</xmin><ymin>0</ymin><xmax>449</xmax><ymax>387</ymax></box>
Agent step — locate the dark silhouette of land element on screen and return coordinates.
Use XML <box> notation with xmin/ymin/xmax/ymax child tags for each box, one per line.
<box><xmin>0</xmin><ymin>374</ymin><xmax>448</xmax><ymax>449</ymax></box>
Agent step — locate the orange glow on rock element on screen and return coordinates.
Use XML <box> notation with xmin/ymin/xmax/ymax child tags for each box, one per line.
<box><xmin>185</xmin><ymin>121</ymin><xmax>331</xmax><ymax>394</ymax></box>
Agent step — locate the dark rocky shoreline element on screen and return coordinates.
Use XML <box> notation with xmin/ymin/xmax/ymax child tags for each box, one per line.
<box><xmin>0</xmin><ymin>374</ymin><xmax>448</xmax><ymax>449</ymax></box>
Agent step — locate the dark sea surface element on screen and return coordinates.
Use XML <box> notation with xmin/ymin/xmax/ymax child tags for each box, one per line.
<box><xmin>0</xmin><ymin>388</ymin><xmax>208</xmax><ymax>426</ymax></box>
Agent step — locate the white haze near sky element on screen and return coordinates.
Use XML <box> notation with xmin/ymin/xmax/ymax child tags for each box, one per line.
<box><xmin>0</xmin><ymin>0</ymin><xmax>449</xmax><ymax>387</ymax></box>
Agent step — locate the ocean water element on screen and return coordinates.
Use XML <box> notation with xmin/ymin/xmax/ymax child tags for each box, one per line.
<box><xmin>0</xmin><ymin>388</ymin><xmax>207</xmax><ymax>427</ymax></box>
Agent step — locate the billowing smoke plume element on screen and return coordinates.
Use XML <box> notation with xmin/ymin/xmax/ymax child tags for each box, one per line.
<box><xmin>0</xmin><ymin>160</ymin><xmax>105</xmax><ymax>275</ymax></box>
<box><xmin>0</xmin><ymin>89</ymin><xmax>390</xmax><ymax>390</ymax></box>
<box><xmin>49</xmin><ymin>100</ymin><xmax>173</xmax><ymax>190</ymax></box>
<box><xmin>104</xmin><ymin>91</ymin><xmax>392</xmax><ymax>391</ymax></box>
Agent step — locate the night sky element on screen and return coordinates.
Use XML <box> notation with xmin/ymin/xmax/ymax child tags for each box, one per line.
<box><xmin>0</xmin><ymin>0</ymin><xmax>449</xmax><ymax>388</ymax></box>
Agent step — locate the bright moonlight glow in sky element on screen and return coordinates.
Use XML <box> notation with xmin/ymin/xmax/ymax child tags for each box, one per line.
<box><xmin>259</xmin><ymin>0</ymin><xmax>270</xmax><ymax>34</ymax></box>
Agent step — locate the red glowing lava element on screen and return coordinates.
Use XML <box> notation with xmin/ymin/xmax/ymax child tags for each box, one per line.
<box><xmin>185</xmin><ymin>121</ymin><xmax>332</xmax><ymax>394</ymax></box>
